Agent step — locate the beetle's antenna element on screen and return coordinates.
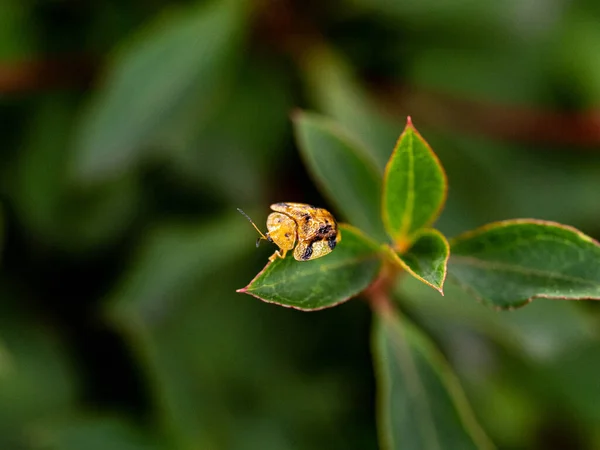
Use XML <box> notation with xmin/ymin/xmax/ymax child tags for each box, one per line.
<box><xmin>237</xmin><ymin>208</ymin><xmax>268</xmax><ymax>245</ymax></box>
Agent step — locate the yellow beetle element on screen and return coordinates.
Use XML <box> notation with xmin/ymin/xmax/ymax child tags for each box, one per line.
<box><xmin>238</xmin><ymin>202</ymin><xmax>341</xmax><ymax>262</ymax></box>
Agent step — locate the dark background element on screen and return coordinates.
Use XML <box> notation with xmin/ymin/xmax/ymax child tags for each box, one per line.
<box><xmin>1</xmin><ymin>0</ymin><xmax>600</xmax><ymax>449</ymax></box>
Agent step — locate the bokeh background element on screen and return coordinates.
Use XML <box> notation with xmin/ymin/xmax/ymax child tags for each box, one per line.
<box><xmin>2</xmin><ymin>0</ymin><xmax>600</xmax><ymax>449</ymax></box>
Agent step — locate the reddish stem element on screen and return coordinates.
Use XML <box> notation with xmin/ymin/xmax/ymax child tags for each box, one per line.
<box><xmin>364</xmin><ymin>264</ymin><xmax>398</xmax><ymax>316</ymax></box>
<box><xmin>376</xmin><ymin>84</ymin><xmax>600</xmax><ymax>149</ymax></box>
<box><xmin>0</xmin><ymin>55</ymin><xmax>96</xmax><ymax>94</ymax></box>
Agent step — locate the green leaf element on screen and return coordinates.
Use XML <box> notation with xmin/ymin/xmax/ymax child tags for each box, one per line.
<box><xmin>167</xmin><ymin>60</ymin><xmax>292</xmax><ymax>204</ymax></box>
<box><xmin>398</xmin><ymin>276</ymin><xmax>596</xmax><ymax>363</ymax></box>
<box><xmin>300</xmin><ymin>45</ymin><xmax>401</xmax><ymax>170</ymax></box>
<box><xmin>373</xmin><ymin>311</ymin><xmax>494</xmax><ymax>450</ymax></box>
<box><xmin>383</xmin><ymin>118</ymin><xmax>447</xmax><ymax>247</ymax></box>
<box><xmin>72</xmin><ymin>0</ymin><xmax>246</xmax><ymax>181</ymax></box>
<box><xmin>390</xmin><ymin>229</ymin><xmax>449</xmax><ymax>294</ymax></box>
<box><xmin>0</xmin><ymin>0</ymin><xmax>34</xmax><ymax>60</ymax></box>
<box><xmin>11</xmin><ymin>94</ymin><xmax>139</xmax><ymax>252</ymax></box>
<box><xmin>0</xmin><ymin>289</ymin><xmax>78</xmax><ymax>446</ymax></box>
<box><xmin>293</xmin><ymin>111</ymin><xmax>388</xmax><ymax>242</ymax></box>
<box><xmin>556</xmin><ymin>7</ymin><xmax>600</xmax><ymax>106</ymax></box>
<box><xmin>449</xmin><ymin>220</ymin><xmax>600</xmax><ymax>309</ymax></box>
<box><xmin>28</xmin><ymin>416</ymin><xmax>162</xmax><ymax>450</ymax></box>
<box><xmin>239</xmin><ymin>224</ymin><xmax>382</xmax><ymax>310</ymax></box>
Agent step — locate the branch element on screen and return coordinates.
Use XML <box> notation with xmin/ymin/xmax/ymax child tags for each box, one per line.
<box><xmin>363</xmin><ymin>262</ymin><xmax>400</xmax><ymax>316</ymax></box>
<box><xmin>375</xmin><ymin>84</ymin><xmax>600</xmax><ymax>149</ymax></box>
<box><xmin>0</xmin><ymin>55</ymin><xmax>97</xmax><ymax>94</ymax></box>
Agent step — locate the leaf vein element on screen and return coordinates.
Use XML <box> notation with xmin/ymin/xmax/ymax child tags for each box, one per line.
<box><xmin>452</xmin><ymin>256</ymin><xmax>600</xmax><ymax>287</ymax></box>
<box><xmin>249</xmin><ymin>254</ymin><xmax>380</xmax><ymax>291</ymax></box>
<box><xmin>399</xmin><ymin>132</ymin><xmax>415</xmax><ymax>239</ymax></box>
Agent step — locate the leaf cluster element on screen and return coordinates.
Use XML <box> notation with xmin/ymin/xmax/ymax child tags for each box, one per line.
<box><xmin>238</xmin><ymin>113</ymin><xmax>600</xmax><ymax>449</ymax></box>
<box><xmin>241</xmin><ymin>114</ymin><xmax>600</xmax><ymax>311</ymax></box>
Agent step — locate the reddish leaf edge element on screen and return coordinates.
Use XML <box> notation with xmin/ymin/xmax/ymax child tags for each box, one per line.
<box><xmin>382</xmin><ymin>116</ymin><xmax>449</xmax><ymax>248</ymax></box>
<box><xmin>237</xmin><ymin>223</ymin><xmax>384</xmax><ymax>312</ymax></box>
<box><xmin>450</xmin><ymin>218</ymin><xmax>600</xmax><ymax>247</ymax></box>
<box><xmin>449</xmin><ymin>218</ymin><xmax>600</xmax><ymax>310</ymax></box>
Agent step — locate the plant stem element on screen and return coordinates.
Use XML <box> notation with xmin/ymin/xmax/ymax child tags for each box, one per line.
<box><xmin>364</xmin><ymin>266</ymin><xmax>397</xmax><ymax>317</ymax></box>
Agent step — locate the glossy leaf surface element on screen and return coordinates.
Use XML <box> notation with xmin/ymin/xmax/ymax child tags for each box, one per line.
<box><xmin>449</xmin><ymin>220</ymin><xmax>600</xmax><ymax>309</ymax></box>
<box><xmin>383</xmin><ymin>118</ymin><xmax>447</xmax><ymax>245</ymax></box>
<box><xmin>392</xmin><ymin>229</ymin><xmax>449</xmax><ymax>293</ymax></box>
<box><xmin>239</xmin><ymin>225</ymin><xmax>382</xmax><ymax>310</ymax></box>
<box><xmin>294</xmin><ymin>111</ymin><xmax>388</xmax><ymax>242</ymax></box>
<box><xmin>373</xmin><ymin>312</ymin><xmax>494</xmax><ymax>450</ymax></box>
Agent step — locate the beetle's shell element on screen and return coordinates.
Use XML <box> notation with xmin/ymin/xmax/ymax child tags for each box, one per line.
<box><xmin>270</xmin><ymin>202</ymin><xmax>341</xmax><ymax>261</ymax></box>
<box><xmin>293</xmin><ymin>239</ymin><xmax>336</xmax><ymax>261</ymax></box>
<box><xmin>266</xmin><ymin>212</ymin><xmax>296</xmax><ymax>252</ymax></box>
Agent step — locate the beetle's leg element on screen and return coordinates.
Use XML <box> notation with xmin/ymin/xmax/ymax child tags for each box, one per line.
<box><xmin>268</xmin><ymin>249</ymin><xmax>287</xmax><ymax>262</ymax></box>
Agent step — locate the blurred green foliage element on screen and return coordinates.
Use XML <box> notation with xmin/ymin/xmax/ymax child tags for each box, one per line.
<box><xmin>2</xmin><ymin>0</ymin><xmax>600</xmax><ymax>449</ymax></box>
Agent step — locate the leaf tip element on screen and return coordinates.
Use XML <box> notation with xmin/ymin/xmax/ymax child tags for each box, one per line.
<box><xmin>236</xmin><ymin>287</ymin><xmax>248</xmax><ymax>294</ymax></box>
<box><xmin>406</xmin><ymin>115</ymin><xmax>413</xmax><ymax>127</ymax></box>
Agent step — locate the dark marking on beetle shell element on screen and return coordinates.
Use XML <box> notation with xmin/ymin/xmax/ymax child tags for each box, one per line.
<box><xmin>328</xmin><ymin>236</ymin><xmax>337</xmax><ymax>250</ymax></box>
<box><xmin>304</xmin><ymin>214</ymin><xmax>310</xmax><ymax>223</ymax></box>
<box><xmin>318</xmin><ymin>224</ymin><xmax>332</xmax><ymax>235</ymax></box>
<box><xmin>302</xmin><ymin>243</ymin><xmax>314</xmax><ymax>260</ymax></box>
<box><xmin>285</xmin><ymin>233</ymin><xmax>290</xmax><ymax>238</ymax></box>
